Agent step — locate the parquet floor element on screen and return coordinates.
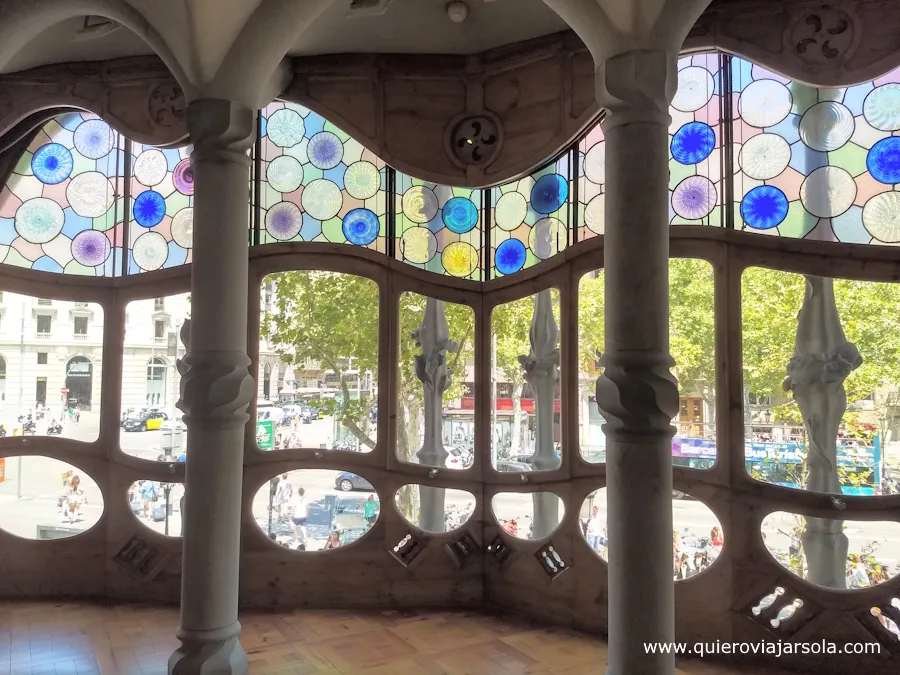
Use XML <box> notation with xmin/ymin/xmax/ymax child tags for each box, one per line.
<box><xmin>0</xmin><ymin>601</ymin><xmax>793</xmax><ymax>675</ymax></box>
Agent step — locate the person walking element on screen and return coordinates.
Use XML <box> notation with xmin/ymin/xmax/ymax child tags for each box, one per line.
<box><xmin>274</xmin><ymin>473</ymin><xmax>292</xmax><ymax>520</ymax></box>
<box><xmin>363</xmin><ymin>494</ymin><xmax>379</xmax><ymax>529</ymax></box>
<box><xmin>288</xmin><ymin>487</ymin><xmax>308</xmax><ymax>547</ymax></box>
<box><xmin>63</xmin><ymin>475</ymin><xmax>87</xmax><ymax>524</ymax></box>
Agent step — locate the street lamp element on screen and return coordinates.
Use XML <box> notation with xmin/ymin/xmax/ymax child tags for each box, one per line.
<box><xmin>162</xmin><ymin>481</ymin><xmax>173</xmax><ymax>536</ymax></box>
<box><xmin>764</xmin><ymin>410</ymin><xmax>772</xmax><ymax>425</ymax></box>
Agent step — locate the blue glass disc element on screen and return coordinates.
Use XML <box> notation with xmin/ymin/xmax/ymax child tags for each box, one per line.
<box><xmin>496</xmin><ymin>238</ymin><xmax>527</xmax><ymax>275</ymax></box>
<box><xmin>31</xmin><ymin>143</ymin><xmax>73</xmax><ymax>184</ymax></box>
<box><xmin>442</xmin><ymin>197</ymin><xmax>478</xmax><ymax>233</ymax></box>
<box><xmin>670</xmin><ymin>122</ymin><xmax>716</xmax><ymax>165</ymax></box>
<box><xmin>740</xmin><ymin>185</ymin><xmax>789</xmax><ymax>230</ymax></box>
<box><xmin>530</xmin><ymin>174</ymin><xmax>568</xmax><ymax>214</ymax></box>
<box><xmin>133</xmin><ymin>190</ymin><xmax>166</xmax><ymax>228</ymax></box>
<box><xmin>866</xmin><ymin>137</ymin><xmax>900</xmax><ymax>184</ymax></box>
<box><xmin>342</xmin><ymin>208</ymin><xmax>379</xmax><ymax>246</ymax></box>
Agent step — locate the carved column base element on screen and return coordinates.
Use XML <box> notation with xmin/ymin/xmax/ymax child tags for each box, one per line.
<box><xmin>169</xmin><ymin>623</ymin><xmax>247</xmax><ymax>675</ymax></box>
<box><xmin>418</xmin><ymin>485</ymin><xmax>446</xmax><ymax>533</ymax></box>
<box><xmin>802</xmin><ymin>525</ymin><xmax>849</xmax><ymax>589</ymax></box>
<box><xmin>531</xmin><ymin>492</ymin><xmax>560</xmax><ymax>540</ymax></box>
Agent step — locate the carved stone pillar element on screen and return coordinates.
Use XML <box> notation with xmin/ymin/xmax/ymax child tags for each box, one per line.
<box><xmin>168</xmin><ymin>99</ymin><xmax>256</xmax><ymax>675</ymax></box>
<box><xmin>595</xmin><ymin>50</ymin><xmax>680</xmax><ymax>675</ymax></box>
<box><xmin>783</xmin><ymin>276</ymin><xmax>861</xmax><ymax>589</ymax></box>
<box><xmin>413</xmin><ymin>297</ymin><xmax>457</xmax><ymax>532</ymax></box>
<box><xmin>519</xmin><ymin>289</ymin><xmax>560</xmax><ymax>538</ymax></box>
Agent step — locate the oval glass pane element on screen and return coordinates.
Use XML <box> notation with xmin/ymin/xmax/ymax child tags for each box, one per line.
<box><xmin>128</xmin><ymin>480</ymin><xmax>184</xmax><ymax>537</ymax></box>
<box><xmin>491</xmin><ymin>491</ymin><xmax>564</xmax><ymax>540</ymax></box>
<box><xmin>120</xmin><ymin>292</ymin><xmax>190</xmax><ymax>462</ymax></box>
<box><xmin>490</xmin><ymin>290</ymin><xmax>562</xmax><ymax>474</ymax></box>
<box><xmin>578</xmin><ymin>488</ymin><xmax>723</xmax><ymax>580</ymax></box>
<box><xmin>257</xmin><ymin>272</ymin><xmax>378</xmax><ymax>454</ymax></box>
<box><xmin>762</xmin><ymin>511</ymin><xmax>900</xmax><ymax>588</ymax></box>
<box><xmin>0</xmin><ymin>456</ymin><xmax>104</xmax><ymax>539</ymax></box>
<box><xmin>394</xmin><ymin>484</ymin><xmax>476</xmax><ymax>533</ymax></box>
<box><xmin>251</xmin><ymin>469</ymin><xmax>378</xmax><ymax>551</ymax></box>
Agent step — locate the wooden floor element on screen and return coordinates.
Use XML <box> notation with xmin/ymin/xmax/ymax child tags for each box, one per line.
<box><xmin>0</xmin><ymin>601</ymin><xmax>792</xmax><ymax>675</ymax></box>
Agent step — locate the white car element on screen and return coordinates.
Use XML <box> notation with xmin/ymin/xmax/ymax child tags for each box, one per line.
<box><xmin>160</xmin><ymin>416</ymin><xmax>186</xmax><ymax>432</ymax></box>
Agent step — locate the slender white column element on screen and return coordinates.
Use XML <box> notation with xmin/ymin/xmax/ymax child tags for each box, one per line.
<box><xmin>169</xmin><ymin>98</ymin><xmax>256</xmax><ymax>675</ymax></box>
<box><xmin>520</xmin><ymin>289</ymin><xmax>561</xmax><ymax>538</ymax></box>
<box><xmin>414</xmin><ymin>297</ymin><xmax>457</xmax><ymax>532</ymax></box>
<box><xmin>784</xmin><ymin>276</ymin><xmax>861</xmax><ymax>588</ymax></box>
<box><xmin>596</xmin><ymin>50</ymin><xmax>680</xmax><ymax>675</ymax></box>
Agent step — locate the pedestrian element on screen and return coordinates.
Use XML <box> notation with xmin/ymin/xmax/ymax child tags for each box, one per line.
<box><xmin>363</xmin><ymin>494</ymin><xmax>379</xmax><ymax>528</ymax></box>
<box><xmin>288</xmin><ymin>487</ymin><xmax>308</xmax><ymax>546</ymax></box>
<box><xmin>323</xmin><ymin>530</ymin><xmax>342</xmax><ymax>550</ymax></box>
<box><xmin>586</xmin><ymin>506</ymin><xmax>603</xmax><ymax>551</ymax></box>
<box><xmin>274</xmin><ymin>473</ymin><xmax>292</xmax><ymax>520</ymax></box>
<box><xmin>139</xmin><ymin>480</ymin><xmax>157</xmax><ymax>519</ymax></box>
<box><xmin>63</xmin><ymin>475</ymin><xmax>87</xmax><ymax>524</ymax></box>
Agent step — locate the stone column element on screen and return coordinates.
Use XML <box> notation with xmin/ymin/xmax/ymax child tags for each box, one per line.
<box><xmin>413</xmin><ymin>297</ymin><xmax>457</xmax><ymax>532</ymax></box>
<box><xmin>783</xmin><ymin>276</ymin><xmax>861</xmax><ymax>588</ymax></box>
<box><xmin>595</xmin><ymin>50</ymin><xmax>681</xmax><ymax>675</ymax></box>
<box><xmin>519</xmin><ymin>289</ymin><xmax>560</xmax><ymax>538</ymax></box>
<box><xmin>169</xmin><ymin>99</ymin><xmax>257</xmax><ymax>675</ymax></box>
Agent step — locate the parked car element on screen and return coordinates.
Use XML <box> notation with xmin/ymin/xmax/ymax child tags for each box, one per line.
<box><xmin>496</xmin><ymin>460</ymin><xmax>531</xmax><ymax>473</ymax></box>
<box><xmin>160</xmin><ymin>415</ymin><xmax>186</xmax><ymax>432</ymax></box>
<box><xmin>123</xmin><ymin>410</ymin><xmax>168</xmax><ymax>432</ymax></box>
<box><xmin>335</xmin><ymin>471</ymin><xmax>374</xmax><ymax>492</ymax></box>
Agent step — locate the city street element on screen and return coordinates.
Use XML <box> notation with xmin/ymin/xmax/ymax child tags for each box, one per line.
<box><xmin>1</xmin><ymin>412</ymin><xmax>898</xmax><ymax>574</ymax></box>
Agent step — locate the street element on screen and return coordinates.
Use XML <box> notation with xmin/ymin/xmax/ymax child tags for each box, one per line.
<box><xmin>1</xmin><ymin>413</ymin><xmax>898</xmax><ymax>577</ymax></box>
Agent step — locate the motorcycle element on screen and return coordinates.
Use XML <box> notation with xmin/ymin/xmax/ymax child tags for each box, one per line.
<box><xmin>47</xmin><ymin>421</ymin><xmax>63</xmax><ymax>435</ymax></box>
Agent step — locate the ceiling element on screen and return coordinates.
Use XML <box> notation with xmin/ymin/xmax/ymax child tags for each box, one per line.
<box><xmin>1</xmin><ymin>0</ymin><xmax>571</xmax><ymax>74</ymax></box>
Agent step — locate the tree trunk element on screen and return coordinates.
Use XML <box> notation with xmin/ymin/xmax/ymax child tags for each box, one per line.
<box><xmin>395</xmin><ymin>394</ymin><xmax>421</xmax><ymax>523</ymax></box>
<box><xmin>511</xmin><ymin>382</ymin><xmax>524</xmax><ymax>455</ymax></box>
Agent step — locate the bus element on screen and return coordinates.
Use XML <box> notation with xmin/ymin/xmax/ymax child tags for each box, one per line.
<box><xmin>672</xmin><ymin>436</ymin><xmax>883</xmax><ymax>495</ymax></box>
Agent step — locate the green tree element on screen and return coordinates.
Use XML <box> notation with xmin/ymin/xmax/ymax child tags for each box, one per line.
<box><xmin>262</xmin><ymin>271</ymin><xmax>379</xmax><ymax>449</ymax></box>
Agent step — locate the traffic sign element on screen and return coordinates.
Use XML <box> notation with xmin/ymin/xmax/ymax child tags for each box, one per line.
<box><xmin>256</xmin><ymin>420</ymin><xmax>274</xmax><ymax>450</ymax></box>
<box><xmin>60</xmin><ymin>387</ymin><xmax>69</xmax><ymax>394</ymax></box>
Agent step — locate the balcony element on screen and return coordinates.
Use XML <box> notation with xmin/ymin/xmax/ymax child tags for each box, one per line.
<box><xmin>73</xmin><ymin>333</ymin><xmax>88</xmax><ymax>341</ymax></box>
<box><xmin>34</xmin><ymin>332</ymin><xmax>51</xmax><ymax>340</ymax></box>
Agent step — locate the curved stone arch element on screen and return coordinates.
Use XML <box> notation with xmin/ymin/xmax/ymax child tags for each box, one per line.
<box><xmin>0</xmin><ymin>0</ymin><xmax>192</xmax><ymax>99</ymax></box>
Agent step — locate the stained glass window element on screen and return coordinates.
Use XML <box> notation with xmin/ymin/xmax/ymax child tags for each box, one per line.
<box><xmin>257</xmin><ymin>102</ymin><xmax>387</xmax><ymax>251</ymax></box>
<box><xmin>490</xmin><ymin>154</ymin><xmax>572</xmax><ymax>277</ymax></box>
<box><xmin>127</xmin><ymin>144</ymin><xmax>193</xmax><ymax>272</ymax></box>
<box><xmin>0</xmin><ymin>112</ymin><xmax>125</xmax><ymax>275</ymax></box>
<box><xmin>395</xmin><ymin>174</ymin><xmax>482</xmax><ymax>280</ymax></box>
<box><xmin>576</xmin><ymin>53</ymin><xmax>724</xmax><ymax>242</ymax></box>
<box><xmin>668</xmin><ymin>53</ymin><xmax>723</xmax><ymax>227</ymax></box>
<box><xmin>733</xmin><ymin>57</ymin><xmax>900</xmax><ymax>245</ymax></box>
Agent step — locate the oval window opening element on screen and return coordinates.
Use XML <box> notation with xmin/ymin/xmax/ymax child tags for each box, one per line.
<box><xmin>762</xmin><ymin>511</ymin><xmax>900</xmax><ymax>589</ymax></box>
<box><xmin>128</xmin><ymin>480</ymin><xmax>184</xmax><ymax>537</ymax></box>
<box><xmin>252</xmin><ymin>469</ymin><xmax>378</xmax><ymax>551</ymax></box>
<box><xmin>491</xmin><ymin>491</ymin><xmax>564</xmax><ymax>540</ymax></box>
<box><xmin>578</xmin><ymin>488</ymin><xmax>724</xmax><ymax>580</ymax></box>
<box><xmin>394</xmin><ymin>484</ymin><xmax>476</xmax><ymax>533</ymax></box>
<box><xmin>0</xmin><ymin>456</ymin><xmax>104</xmax><ymax>539</ymax></box>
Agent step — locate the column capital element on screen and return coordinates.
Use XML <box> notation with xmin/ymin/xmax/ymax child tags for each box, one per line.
<box><xmin>595</xmin><ymin>50</ymin><xmax>674</xmax><ymax>128</ymax></box>
<box><xmin>596</xmin><ymin>350</ymin><xmax>679</xmax><ymax>442</ymax></box>
<box><xmin>186</xmin><ymin>98</ymin><xmax>256</xmax><ymax>164</ymax></box>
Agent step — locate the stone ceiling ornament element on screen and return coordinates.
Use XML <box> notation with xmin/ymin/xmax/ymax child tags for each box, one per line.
<box><xmin>789</xmin><ymin>6</ymin><xmax>857</xmax><ymax>65</ymax></box>
<box><xmin>444</xmin><ymin>112</ymin><xmax>503</xmax><ymax>169</ymax></box>
<box><xmin>147</xmin><ymin>82</ymin><xmax>186</xmax><ymax>128</ymax></box>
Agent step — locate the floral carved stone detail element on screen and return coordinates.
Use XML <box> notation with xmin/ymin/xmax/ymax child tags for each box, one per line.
<box><xmin>148</xmin><ymin>82</ymin><xmax>186</xmax><ymax>128</ymax></box>
<box><xmin>176</xmin><ymin>320</ymin><xmax>255</xmax><ymax>429</ymax></box>
<box><xmin>595</xmin><ymin>351</ymin><xmax>679</xmax><ymax>440</ymax></box>
<box><xmin>792</xmin><ymin>10</ymin><xmax>855</xmax><ymax>64</ymax></box>
<box><xmin>448</xmin><ymin>115</ymin><xmax>500</xmax><ymax>166</ymax></box>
